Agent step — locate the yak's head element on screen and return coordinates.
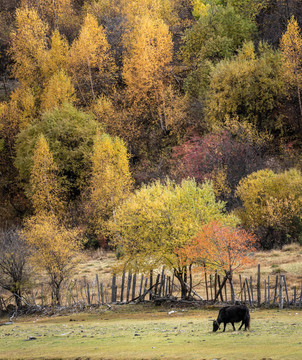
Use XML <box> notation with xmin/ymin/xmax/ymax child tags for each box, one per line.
<box><xmin>212</xmin><ymin>320</ymin><xmax>220</xmax><ymax>332</ymax></box>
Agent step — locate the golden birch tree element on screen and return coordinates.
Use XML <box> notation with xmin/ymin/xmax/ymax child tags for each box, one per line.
<box><xmin>280</xmin><ymin>16</ymin><xmax>302</xmax><ymax>133</ymax></box>
<box><xmin>69</xmin><ymin>13</ymin><xmax>116</xmax><ymax>103</ymax></box>
<box><xmin>9</xmin><ymin>6</ymin><xmax>48</xmax><ymax>88</ymax></box>
<box><xmin>22</xmin><ymin>213</ymin><xmax>81</xmax><ymax>305</ymax></box>
<box><xmin>40</xmin><ymin>70</ymin><xmax>76</xmax><ymax>112</ymax></box>
<box><xmin>86</xmin><ymin>134</ymin><xmax>133</xmax><ymax>239</ymax></box>
<box><xmin>29</xmin><ymin>134</ymin><xmax>64</xmax><ymax>216</ymax></box>
<box><xmin>123</xmin><ymin>15</ymin><xmax>175</xmax><ymax>134</ymax></box>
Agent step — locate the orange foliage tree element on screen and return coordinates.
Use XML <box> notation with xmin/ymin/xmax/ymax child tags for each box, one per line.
<box><xmin>180</xmin><ymin>220</ymin><xmax>258</xmax><ymax>302</ymax></box>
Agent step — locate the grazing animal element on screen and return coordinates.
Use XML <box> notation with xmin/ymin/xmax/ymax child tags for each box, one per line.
<box><xmin>212</xmin><ymin>305</ymin><xmax>250</xmax><ymax>332</ymax></box>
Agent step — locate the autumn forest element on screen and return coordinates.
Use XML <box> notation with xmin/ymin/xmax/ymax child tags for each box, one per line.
<box><xmin>0</xmin><ymin>0</ymin><xmax>302</xmax><ymax>304</ymax></box>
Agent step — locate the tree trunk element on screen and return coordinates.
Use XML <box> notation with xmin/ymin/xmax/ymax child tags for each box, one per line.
<box><xmin>174</xmin><ymin>266</ymin><xmax>190</xmax><ymax>299</ymax></box>
<box><xmin>228</xmin><ymin>272</ymin><xmax>235</xmax><ymax>304</ymax></box>
<box><xmin>13</xmin><ymin>290</ymin><xmax>22</xmax><ymax>309</ymax></box>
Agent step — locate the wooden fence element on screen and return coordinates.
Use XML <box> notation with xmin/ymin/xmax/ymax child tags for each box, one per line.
<box><xmin>0</xmin><ymin>265</ymin><xmax>302</xmax><ymax>311</ymax></box>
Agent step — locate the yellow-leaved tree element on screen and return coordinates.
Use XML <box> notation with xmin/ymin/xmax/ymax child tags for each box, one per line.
<box><xmin>236</xmin><ymin>168</ymin><xmax>302</xmax><ymax>248</ymax></box>
<box><xmin>41</xmin><ymin>70</ymin><xmax>76</xmax><ymax>112</ymax></box>
<box><xmin>85</xmin><ymin>134</ymin><xmax>133</xmax><ymax>243</ymax></box>
<box><xmin>23</xmin><ymin>134</ymin><xmax>81</xmax><ymax>305</ymax></box>
<box><xmin>29</xmin><ymin>134</ymin><xmax>64</xmax><ymax>215</ymax></box>
<box><xmin>22</xmin><ymin>0</ymin><xmax>76</xmax><ymax>31</ymax></box>
<box><xmin>41</xmin><ymin>30</ymin><xmax>69</xmax><ymax>81</ymax></box>
<box><xmin>69</xmin><ymin>13</ymin><xmax>116</xmax><ymax>103</ymax></box>
<box><xmin>22</xmin><ymin>213</ymin><xmax>81</xmax><ymax>305</ymax></box>
<box><xmin>9</xmin><ymin>6</ymin><xmax>48</xmax><ymax>89</ymax></box>
<box><xmin>280</xmin><ymin>16</ymin><xmax>302</xmax><ymax>133</ymax></box>
<box><xmin>123</xmin><ymin>15</ymin><xmax>175</xmax><ymax>134</ymax></box>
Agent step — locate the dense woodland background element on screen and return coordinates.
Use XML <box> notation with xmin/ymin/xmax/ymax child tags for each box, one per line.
<box><xmin>0</xmin><ymin>0</ymin><xmax>302</xmax><ymax>305</ymax></box>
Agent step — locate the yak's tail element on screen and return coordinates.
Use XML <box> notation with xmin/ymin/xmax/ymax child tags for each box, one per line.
<box><xmin>246</xmin><ymin>313</ymin><xmax>250</xmax><ymax>330</ymax></box>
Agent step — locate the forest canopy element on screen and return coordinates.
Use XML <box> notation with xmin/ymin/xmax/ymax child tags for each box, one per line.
<box><xmin>0</xmin><ymin>0</ymin><xmax>301</xmax><ymax>260</ymax></box>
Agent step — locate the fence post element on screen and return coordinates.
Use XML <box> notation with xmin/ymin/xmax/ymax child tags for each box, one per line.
<box><xmin>273</xmin><ymin>275</ymin><xmax>278</xmax><ymax>306</ymax></box>
<box><xmin>264</xmin><ymin>279</ymin><xmax>267</xmax><ymax>307</ymax></box>
<box><xmin>120</xmin><ymin>270</ymin><xmax>125</xmax><ymax>303</ymax></box>
<box><xmin>96</xmin><ymin>274</ymin><xmax>100</xmax><ymax>305</ymax></box>
<box><xmin>100</xmin><ymin>282</ymin><xmax>104</xmax><ymax>305</ymax></box>
<box><xmin>283</xmin><ymin>275</ymin><xmax>289</xmax><ymax>307</ymax></box>
<box><xmin>245</xmin><ymin>278</ymin><xmax>252</xmax><ymax>307</ymax></box>
<box><xmin>257</xmin><ymin>264</ymin><xmax>261</xmax><ymax>307</ymax></box>
<box><xmin>139</xmin><ymin>275</ymin><xmax>144</xmax><ymax>299</ymax></box>
<box><xmin>171</xmin><ymin>273</ymin><xmax>175</xmax><ymax>297</ymax></box>
<box><xmin>149</xmin><ymin>270</ymin><xmax>153</xmax><ymax>300</ymax></box>
<box><xmin>267</xmin><ymin>276</ymin><xmax>270</xmax><ymax>308</ymax></box>
<box><xmin>250</xmin><ymin>276</ymin><xmax>254</xmax><ymax>305</ymax></box>
<box><xmin>205</xmin><ymin>272</ymin><xmax>209</xmax><ymax>302</ymax></box>
<box><xmin>132</xmin><ymin>274</ymin><xmax>136</xmax><ymax>301</ymax></box>
<box><xmin>299</xmin><ymin>282</ymin><xmax>302</xmax><ymax>309</ymax></box>
<box><xmin>218</xmin><ymin>275</ymin><xmax>224</xmax><ymax>302</ymax></box>
<box><xmin>111</xmin><ymin>274</ymin><xmax>117</xmax><ymax>303</ymax></box>
<box><xmin>143</xmin><ymin>278</ymin><xmax>148</xmax><ymax>301</ymax></box>
<box><xmin>154</xmin><ymin>274</ymin><xmax>160</xmax><ymax>296</ymax></box>
<box><xmin>239</xmin><ymin>275</ymin><xmax>243</xmax><ymax>303</ymax></box>
<box><xmin>126</xmin><ymin>272</ymin><xmax>132</xmax><ymax>302</ymax></box>
<box><xmin>214</xmin><ymin>271</ymin><xmax>217</xmax><ymax>300</ymax></box>
<box><xmin>279</xmin><ymin>275</ymin><xmax>283</xmax><ymax>309</ymax></box>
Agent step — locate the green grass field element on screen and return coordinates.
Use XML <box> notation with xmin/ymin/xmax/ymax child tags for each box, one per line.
<box><xmin>1</xmin><ymin>305</ymin><xmax>302</xmax><ymax>359</ymax></box>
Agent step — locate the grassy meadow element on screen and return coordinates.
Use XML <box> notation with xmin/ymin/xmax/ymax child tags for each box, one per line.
<box><xmin>1</xmin><ymin>305</ymin><xmax>302</xmax><ymax>360</ymax></box>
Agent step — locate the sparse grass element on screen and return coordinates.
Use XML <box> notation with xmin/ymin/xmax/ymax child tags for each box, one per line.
<box><xmin>1</xmin><ymin>306</ymin><xmax>302</xmax><ymax>359</ymax></box>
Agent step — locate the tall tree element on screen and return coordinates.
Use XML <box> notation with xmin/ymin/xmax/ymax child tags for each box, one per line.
<box><xmin>9</xmin><ymin>6</ymin><xmax>48</xmax><ymax>89</ymax></box>
<box><xmin>22</xmin><ymin>213</ymin><xmax>81</xmax><ymax>305</ymax></box>
<box><xmin>85</xmin><ymin>134</ymin><xmax>133</xmax><ymax>242</ymax></box>
<box><xmin>29</xmin><ymin>134</ymin><xmax>64</xmax><ymax>216</ymax></box>
<box><xmin>123</xmin><ymin>15</ymin><xmax>174</xmax><ymax>134</ymax></box>
<box><xmin>280</xmin><ymin>16</ymin><xmax>302</xmax><ymax>133</ymax></box>
<box><xmin>69</xmin><ymin>13</ymin><xmax>116</xmax><ymax>104</ymax></box>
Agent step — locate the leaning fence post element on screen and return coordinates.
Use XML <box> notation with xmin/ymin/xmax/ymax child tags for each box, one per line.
<box><xmin>245</xmin><ymin>278</ymin><xmax>252</xmax><ymax>307</ymax></box>
<box><xmin>267</xmin><ymin>276</ymin><xmax>270</xmax><ymax>308</ymax></box>
<box><xmin>283</xmin><ymin>275</ymin><xmax>289</xmax><ymax>307</ymax></box>
<box><xmin>204</xmin><ymin>272</ymin><xmax>209</xmax><ymax>302</ymax></box>
<box><xmin>218</xmin><ymin>275</ymin><xmax>224</xmax><ymax>302</ymax></box>
<box><xmin>299</xmin><ymin>282</ymin><xmax>302</xmax><ymax>309</ymax></box>
<box><xmin>154</xmin><ymin>274</ymin><xmax>160</xmax><ymax>296</ymax></box>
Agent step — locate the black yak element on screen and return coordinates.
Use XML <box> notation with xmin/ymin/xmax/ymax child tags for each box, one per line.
<box><xmin>212</xmin><ymin>305</ymin><xmax>250</xmax><ymax>332</ymax></box>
